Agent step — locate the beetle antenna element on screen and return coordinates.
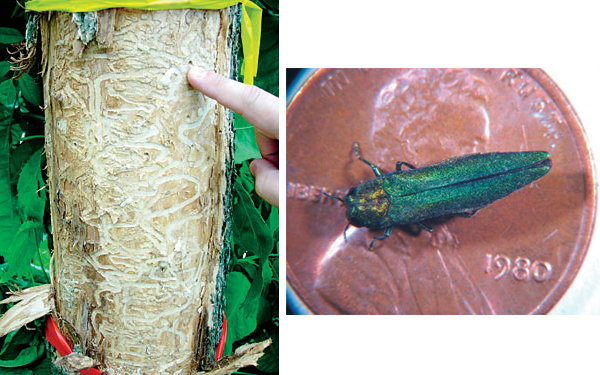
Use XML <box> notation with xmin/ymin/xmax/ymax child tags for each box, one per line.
<box><xmin>324</xmin><ymin>192</ymin><xmax>344</xmax><ymax>203</ymax></box>
<box><xmin>352</xmin><ymin>141</ymin><xmax>383</xmax><ymax>177</ymax></box>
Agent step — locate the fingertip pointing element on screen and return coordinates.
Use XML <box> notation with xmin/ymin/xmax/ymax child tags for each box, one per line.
<box><xmin>187</xmin><ymin>66</ymin><xmax>207</xmax><ymax>86</ymax></box>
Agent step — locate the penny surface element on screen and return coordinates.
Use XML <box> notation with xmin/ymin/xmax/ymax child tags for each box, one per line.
<box><xmin>286</xmin><ymin>68</ymin><xmax>596</xmax><ymax>315</ymax></box>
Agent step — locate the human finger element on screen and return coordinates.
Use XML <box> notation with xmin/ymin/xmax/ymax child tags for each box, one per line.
<box><xmin>249</xmin><ymin>158</ymin><xmax>279</xmax><ymax>207</ymax></box>
<box><xmin>187</xmin><ymin>67</ymin><xmax>278</xmax><ymax>139</ymax></box>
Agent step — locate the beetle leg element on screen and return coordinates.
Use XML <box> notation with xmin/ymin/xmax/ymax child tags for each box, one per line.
<box><xmin>457</xmin><ymin>210</ymin><xmax>478</xmax><ymax>218</ymax></box>
<box><xmin>368</xmin><ymin>226</ymin><xmax>393</xmax><ymax>250</ymax></box>
<box><xmin>353</xmin><ymin>142</ymin><xmax>382</xmax><ymax>177</ymax></box>
<box><xmin>343</xmin><ymin>222</ymin><xmax>351</xmax><ymax>244</ymax></box>
<box><xmin>396</xmin><ymin>161</ymin><xmax>416</xmax><ymax>171</ymax></box>
<box><xmin>417</xmin><ymin>222</ymin><xmax>433</xmax><ymax>233</ymax></box>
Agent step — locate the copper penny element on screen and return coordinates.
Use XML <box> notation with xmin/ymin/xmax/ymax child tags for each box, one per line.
<box><xmin>286</xmin><ymin>68</ymin><xmax>596</xmax><ymax>315</ymax></box>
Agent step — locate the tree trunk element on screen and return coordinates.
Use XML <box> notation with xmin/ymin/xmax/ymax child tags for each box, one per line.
<box><xmin>40</xmin><ymin>8</ymin><xmax>233</xmax><ymax>375</ymax></box>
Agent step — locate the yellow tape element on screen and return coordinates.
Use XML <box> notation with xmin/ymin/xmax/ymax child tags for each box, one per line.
<box><xmin>26</xmin><ymin>0</ymin><xmax>261</xmax><ymax>85</ymax></box>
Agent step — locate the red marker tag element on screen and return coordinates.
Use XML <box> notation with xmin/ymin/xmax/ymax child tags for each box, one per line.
<box><xmin>46</xmin><ymin>314</ymin><xmax>227</xmax><ymax>372</ymax></box>
<box><xmin>45</xmin><ymin>316</ymin><xmax>102</xmax><ymax>375</ymax></box>
<box><xmin>215</xmin><ymin>313</ymin><xmax>227</xmax><ymax>360</ymax></box>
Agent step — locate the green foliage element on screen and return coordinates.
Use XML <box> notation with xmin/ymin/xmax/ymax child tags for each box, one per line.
<box><xmin>227</xmin><ymin>4</ymin><xmax>279</xmax><ymax>373</ymax></box>
<box><xmin>0</xmin><ymin>327</ymin><xmax>45</xmax><ymax>367</ymax></box>
<box><xmin>0</xmin><ymin>83</ymin><xmax>20</xmax><ymax>250</ymax></box>
<box><xmin>224</xmin><ymin>271</ymin><xmax>253</xmax><ymax>349</ymax></box>
<box><xmin>226</xmin><ymin>164</ymin><xmax>279</xmax><ymax>372</ymax></box>
<box><xmin>234</xmin><ymin>118</ymin><xmax>262</xmax><ymax>163</ymax></box>
<box><xmin>0</xmin><ymin>2</ymin><xmax>52</xmax><ymax>373</ymax></box>
<box><xmin>0</xmin><ymin>61</ymin><xmax>12</xmax><ymax>78</ymax></box>
<box><xmin>17</xmin><ymin>147</ymin><xmax>45</xmax><ymax>221</ymax></box>
<box><xmin>0</xmin><ymin>220</ymin><xmax>44</xmax><ymax>283</ymax></box>
<box><xmin>0</xmin><ymin>80</ymin><xmax>17</xmax><ymax>105</ymax></box>
<box><xmin>16</xmin><ymin>74</ymin><xmax>42</xmax><ymax>108</ymax></box>
<box><xmin>225</xmin><ymin>180</ymin><xmax>272</xmax><ymax>353</ymax></box>
<box><xmin>0</xmin><ymin>27</ymin><xmax>24</xmax><ymax>45</ymax></box>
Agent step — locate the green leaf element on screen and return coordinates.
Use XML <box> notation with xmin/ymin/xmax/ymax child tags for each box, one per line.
<box><xmin>0</xmin><ymin>80</ymin><xmax>18</xmax><ymax>256</ymax></box>
<box><xmin>0</xmin><ymin>28</ymin><xmax>24</xmax><ymax>45</ymax></box>
<box><xmin>30</xmin><ymin>236</ymin><xmax>50</xmax><ymax>279</ymax></box>
<box><xmin>254</xmin><ymin>11</ymin><xmax>279</xmax><ymax>97</ymax></box>
<box><xmin>17</xmin><ymin>147</ymin><xmax>45</xmax><ymax>222</ymax></box>
<box><xmin>224</xmin><ymin>271</ymin><xmax>255</xmax><ymax>355</ymax></box>
<box><xmin>234</xmin><ymin>115</ymin><xmax>261</xmax><ymax>163</ymax></box>
<box><xmin>233</xmin><ymin>180</ymin><xmax>272</xmax><ymax>254</ymax></box>
<box><xmin>235</xmin><ymin>257</ymin><xmax>259</xmax><ymax>282</ymax></box>
<box><xmin>257</xmin><ymin>0</ymin><xmax>279</xmax><ymax>12</ymax></box>
<box><xmin>10</xmin><ymin>142</ymin><xmax>37</xmax><ymax>196</ymax></box>
<box><xmin>0</xmin><ymin>327</ymin><xmax>44</xmax><ymax>367</ymax></box>
<box><xmin>257</xmin><ymin>328</ymin><xmax>278</xmax><ymax>373</ymax></box>
<box><xmin>9</xmin><ymin>121</ymin><xmax>23</xmax><ymax>149</ymax></box>
<box><xmin>0</xmin><ymin>62</ymin><xmax>11</xmax><ymax>79</ymax></box>
<box><xmin>256</xmin><ymin>295</ymin><xmax>272</xmax><ymax>326</ymax></box>
<box><xmin>268</xmin><ymin>205</ymin><xmax>278</xmax><ymax>234</ymax></box>
<box><xmin>237</xmin><ymin>161</ymin><xmax>255</xmax><ymax>194</ymax></box>
<box><xmin>0</xmin><ymin>220</ymin><xmax>42</xmax><ymax>283</ymax></box>
<box><xmin>30</xmin><ymin>358</ymin><xmax>54</xmax><ymax>375</ymax></box>
<box><xmin>0</xmin><ymin>343</ymin><xmax>43</xmax><ymax>367</ymax></box>
<box><xmin>261</xmin><ymin>256</ymin><xmax>273</xmax><ymax>288</ymax></box>
<box><xmin>0</xmin><ymin>367</ymin><xmax>33</xmax><ymax>374</ymax></box>
<box><xmin>0</xmin><ymin>80</ymin><xmax>17</xmax><ymax>106</ymax></box>
<box><xmin>17</xmin><ymin>74</ymin><xmax>42</xmax><ymax>108</ymax></box>
<box><xmin>232</xmin><ymin>180</ymin><xmax>273</xmax><ymax>344</ymax></box>
<box><xmin>271</xmin><ymin>255</ymin><xmax>279</xmax><ymax>284</ymax></box>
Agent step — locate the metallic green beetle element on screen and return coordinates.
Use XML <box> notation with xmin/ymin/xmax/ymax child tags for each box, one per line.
<box><xmin>327</xmin><ymin>143</ymin><xmax>552</xmax><ymax>250</ymax></box>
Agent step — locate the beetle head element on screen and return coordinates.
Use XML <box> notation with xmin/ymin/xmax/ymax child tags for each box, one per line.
<box><xmin>343</xmin><ymin>184</ymin><xmax>391</xmax><ymax>229</ymax></box>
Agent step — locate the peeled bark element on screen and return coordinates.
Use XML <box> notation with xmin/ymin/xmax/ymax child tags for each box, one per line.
<box><xmin>41</xmin><ymin>8</ymin><xmax>233</xmax><ymax>375</ymax></box>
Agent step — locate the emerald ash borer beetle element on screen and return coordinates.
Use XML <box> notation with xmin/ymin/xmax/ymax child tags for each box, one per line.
<box><xmin>326</xmin><ymin>143</ymin><xmax>552</xmax><ymax>250</ymax></box>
